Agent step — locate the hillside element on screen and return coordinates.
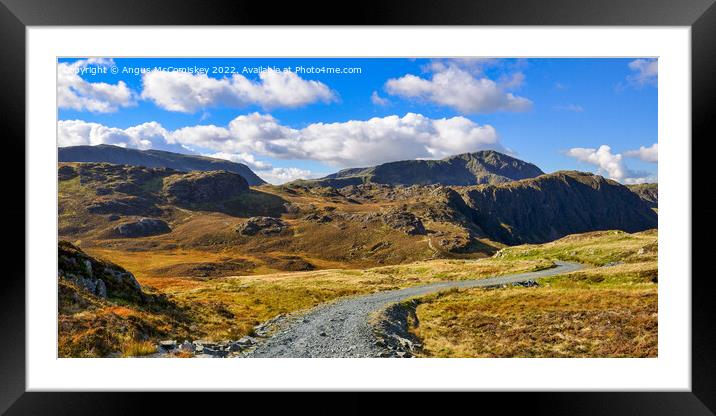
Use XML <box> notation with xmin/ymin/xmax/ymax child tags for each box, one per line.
<box><xmin>59</xmin><ymin>144</ymin><xmax>266</xmax><ymax>185</ymax></box>
<box><xmin>295</xmin><ymin>150</ymin><xmax>544</xmax><ymax>188</ymax></box>
<box><xmin>459</xmin><ymin>171</ymin><xmax>658</xmax><ymax>244</ymax></box>
<box><xmin>58</xmin><ymin>162</ymin><xmax>491</xmax><ymax>273</ymax></box>
<box><xmin>59</xmin><ymin>161</ymin><xmax>657</xmax><ymax>276</ymax></box>
<box><xmin>58</xmin><ymin>160</ymin><xmax>659</xmax><ymax>358</ymax></box>
<box><xmin>58</xmin><ymin>241</ymin><xmax>189</xmax><ymax>357</ymax></box>
<box><xmin>409</xmin><ymin>230</ymin><xmax>658</xmax><ymax>358</ymax></box>
<box><xmin>627</xmin><ymin>183</ymin><xmax>658</xmax><ymax>208</ymax></box>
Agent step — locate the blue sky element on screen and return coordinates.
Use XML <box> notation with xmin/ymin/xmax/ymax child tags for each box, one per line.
<box><xmin>58</xmin><ymin>57</ymin><xmax>657</xmax><ymax>184</ymax></box>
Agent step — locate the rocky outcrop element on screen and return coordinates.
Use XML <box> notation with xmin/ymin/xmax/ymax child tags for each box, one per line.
<box><xmin>235</xmin><ymin>216</ymin><xmax>289</xmax><ymax>236</ymax></box>
<box><xmin>296</xmin><ymin>150</ymin><xmax>544</xmax><ymax>188</ymax></box>
<box><xmin>86</xmin><ymin>196</ymin><xmax>162</xmax><ymax>216</ymax></box>
<box><xmin>58</xmin><ymin>164</ymin><xmax>78</xmax><ymax>180</ymax></box>
<box><xmin>113</xmin><ymin>218</ymin><xmax>171</xmax><ymax>238</ymax></box>
<box><xmin>373</xmin><ymin>299</ymin><xmax>423</xmax><ymax>358</ymax></box>
<box><xmin>162</xmin><ymin>170</ymin><xmax>249</xmax><ymax>205</ymax></box>
<box><xmin>158</xmin><ymin>337</ymin><xmax>260</xmax><ymax>358</ymax></box>
<box><xmin>303</xmin><ymin>213</ymin><xmax>333</xmax><ymax>223</ymax></box>
<box><xmin>461</xmin><ymin>171</ymin><xmax>658</xmax><ymax>244</ymax></box>
<box><xmin>627</xmin><ymin>183</ymin><xmax>658</xmax><ymax>208</ymax></box>
<box><xmin>74</xmin><ymin>162</ymin><xmax>175</xmax><ymax>187</ymax></box>
<box><xmin>58</xmin><ymin>241</ymin><xmax>145</xmax><ymax>303</ymax></box>
<box><xmin>382</xmin><ymin>210</ymin><xmax>426</xmax><ymax>235</ymax></box>
<box><xmin>154</xmin><ymin>313</ymin><xmax>288</xmax><ymax>358</ymax></box>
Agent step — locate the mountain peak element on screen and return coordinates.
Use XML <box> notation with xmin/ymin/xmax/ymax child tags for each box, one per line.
<box><xmin>297</xmin><ymin>150</ymin><xmax>544</xmax><ymax>188</ymax></box>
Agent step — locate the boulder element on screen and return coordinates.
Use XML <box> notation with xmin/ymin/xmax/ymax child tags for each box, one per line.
<box><xmin>179</xmin><ymin>341</ymin><xmax>195</xmax><ymax>352</ymax></box>
<box><xmin>303</xmin><ymin>213</ymin><xmax>333</xmax><ymax>223</ymax></box>
<box><xmin>58</xmin><ymin>241</ymin><xmax>145</xmax><ymax>303</ymax></box>
<box><xmin>382</xmin><ymin>210</ymin><xmax>426</xmax><ymax>235</ymax></box>
<box><xmin>236</xmin><ymin>336</ymin><xmax>257</xmax><ymax>346</ymax></box>
<box><xmin>58</xmin><ymin>164</ymin><xmax>78</xmax><ymax>181</ymax></box>
<box><xmin>235</xmin><ymin>217</ymin><xmax>289</xmax><ymax>236</ymax></box>
<box><xmin>86</xmin><ymin>196</ymin><xmax>161</xmax><ymax>216</ymax></box>
<box><xmin>162</xmin><ymin>170</ymin><xmax>249</xmax><ymax>205</ymax></box>
<box><xmin>159</xmin><ymin>340</ymin><xmax>177</xmax><ymax>350</ymax></box>
<box><xmin>113</xmin><ymin>218</ymin><xmax>171</xmax><ymax>238</ymax></box>
<box><xmin>202</xmin><ymin>347</ymin><xmax>228</xmax><ymax>357</ymax></box>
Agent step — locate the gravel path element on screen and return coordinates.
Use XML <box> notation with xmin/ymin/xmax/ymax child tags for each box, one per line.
<box><xmin>246</xmin><ymin>261</ymin><xmax>583</xmax><ymax>358</ymax></box>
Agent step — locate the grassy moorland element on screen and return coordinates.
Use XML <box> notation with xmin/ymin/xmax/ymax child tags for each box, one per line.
<box><xmin>61</xmin><ymin>250</ymin><xmax>552</xmax><ymax>353</ymax></box>
<box><xmin>57</xmin><ymin>161</ymin><xmax>658</xmax><ymax>357</ymax></box>
<box><xmin>407</xmin><ymin>230</ymin><xmax>658</xmax><ymax>358</ymax></box>
<box><xmin>58</xmin><ymin>226</ymin><xmax>656</xmax><ymax>357</ymax></box>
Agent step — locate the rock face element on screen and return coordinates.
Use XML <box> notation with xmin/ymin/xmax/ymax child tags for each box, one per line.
<box><xmin>113</xmin><ymin>218</ymin><xmax>171</xmax><ymax>237</ymax></box>
<box><xmin>297</xmin><ymin>150</ymin><xmax>544</xmax><ymax>188</ymax></box>
<box><xmin>58</xmin><ymin>163</ymin><xmax>288</xmax><ymax>227</ymax></box>
<box><xmin>58</xmin><ymin>164</ymin><xmax>78</xmax><ymax>180</ymax></box>
<box><xmin>58</xmin><ymin>241</ymin><xmax>144</xmax><ymax>302</ymax></box>
<box><xmin>59</xmin><ymin>144</ymin><xmax>266</xmax><ymax>185</ymax></box>
<box><xmin>627</xmin><ymin>183</ymin><xmax>658</xmax><ymax>208</ymax></box>
<box><xmin>382</xmin><ymin>210</ymin><xmax>426</xmax><ymax>235</ymax></box>
<box><xmin>461</xmin><ymin>171</ymin><xmax>658</xmax><ymax>244</ymax></box>
<box><xmin>236</xmin><ymin>217</ymin><xmax>289</xmax><ymax>236</ymax></box>
<box><xmin>162</xmin><ymin>170</ymin><xmax>249</xmax><ymax>205</ymax></box>
<box><xmin>373</xmin><ymin>299</ymin><xmax>423</xmax><ymax>358</ymax></box>
<box><xmin>87</xmin><ymin>196</ymin><xmax>162</xmax><ymax>216</ymax></box>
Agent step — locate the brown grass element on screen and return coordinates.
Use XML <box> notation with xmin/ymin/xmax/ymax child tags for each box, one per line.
<box><xmin>154</xmin><ymin>257</ymin><xmax>554</xmax><ymax>341</ymax></box>
<box><xmin>408</xmin><ymin>230</ymin><xmax>658</xmax><ymax>358</ymax></box>
<box><xmin>120</xmin><ymin>340</ymin><xmax>158</xmax><ymax>357</ymax></box>
<box><xmin>412</xmin><ymin>286</ymin><xmax>657</xmax><ymax>358</ymax></box>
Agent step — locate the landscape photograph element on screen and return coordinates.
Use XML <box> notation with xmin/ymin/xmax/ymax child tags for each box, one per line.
<box><xmin>57</xmin><ymin>57</ymin><xmax>658</xmax><ymax>358</ymax></box>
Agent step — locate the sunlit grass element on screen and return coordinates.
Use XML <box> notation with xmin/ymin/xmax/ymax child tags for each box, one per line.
<box><xmin>408</xmin><ymin>229</ymin><xmax>658</xmax><ymax>358</ymax></box>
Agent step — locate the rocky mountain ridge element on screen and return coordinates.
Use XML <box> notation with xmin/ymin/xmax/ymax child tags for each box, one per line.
<box><xmin>295</xmin><ymin>150</ymin><xmax>545</xmax><ymax>188</ymax></box>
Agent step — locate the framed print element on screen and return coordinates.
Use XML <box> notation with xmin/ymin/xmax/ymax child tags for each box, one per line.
<box><xmin>2</xmin><ymin>0</ymin><xmax>715</xmax><ymax>413</ymax></box>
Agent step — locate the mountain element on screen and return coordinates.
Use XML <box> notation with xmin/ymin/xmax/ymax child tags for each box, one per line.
<box><xmin>295</xmin><ymin>150</ymin><xmax>544</xmax><ymax>188</ymax></box>
<box><xmin>58</xmin><ymin>162</ymin><xmax>282</xmax><ymax>237</ymax></box>
<box><xmin>460</xmin><ymin>171</ymin><xmax>658</xmax><ymax>244</ymax></box>
<box><xmin>58</xmin><ymin>159</ymin><xmax>657</xmax><ymax>274</ymax></box>
<box><xmin>627</xmin><ymin>183</ymin><xmax>658</xmax><ymax>208</ymax></box>
<box><xmin>58</xmin><ymin>144</ymin><xmax>266</xmax><ymax>186</ymax></box>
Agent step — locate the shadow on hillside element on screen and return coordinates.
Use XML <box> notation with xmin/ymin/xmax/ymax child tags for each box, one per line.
<box><xmin>180</xmin><ymin>189</ymin><xmax>288</xmax><ymax>218</ymax></box>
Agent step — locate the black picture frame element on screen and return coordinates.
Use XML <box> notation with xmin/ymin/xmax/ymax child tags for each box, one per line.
<box><xmin>1</xmin><ymin>0</ymin><xmax>713</xmax><ymax>414</ymax></box>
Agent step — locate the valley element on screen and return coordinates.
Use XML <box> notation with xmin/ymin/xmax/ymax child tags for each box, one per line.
<box><xmin>57</xmin><ymin>146</ymin><xmax>658</xmax><ymax>358</ymax></box>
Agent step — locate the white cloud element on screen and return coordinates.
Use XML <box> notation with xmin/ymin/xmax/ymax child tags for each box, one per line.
<box><xmin>58</xmin><ymin>119</ymin><xmax>166</xmax><ymax>149</ymax></box>
<box><xmin>499</xmin><ymin>72</ymin><xmax>526</xmax><ymax>89</ymax></box>
<box><xmin>425</xmin><ymin>58</ymin><xmax>498</xmax><ymax>75</ymax></box>
<box><xmin>141</xmin><ymin>69</ymin><xmax>336</xmax><ymax>113</ymax></box>
<box><xmin>202</xmin><ymin>151</ymin><xmax>273</xmax><ymax>170</ymax></box>
<box><xmin>371</xmin><ymin>91</ymin><xmax>389</xmax><ymax>106</ymax></box>
<box><xmin>257</xmin><ymin>167</ymin><xmax>318</xmax><ymax>185</ymax></box>
<box><xmin>566</xmin><ymin>144</ymin><xmax>655</xmax><ymax>184</ymax></box>
<box><xmin>385</xmin><ymin>65</ymin><xmax>532</xmax><ymax>114</ymax></box>
<box><xmin>624</xmin><ymin>143</ymin><xmax>658</xmax><ymax>163</ymax></box>
<box><xmin>60</xmin><ymin>112</ymin><xmax>502</xmax><ymax>181</ymax></box>
<box><xmin>58</xmin><ymin>59</ymin><xmax>135</xmax><ymax>112</ymax></box>
<box><xmin>166</xmin><ymin>112</ymin><xmax>502</xmax><ymax>168</ymax></box>
<box><xmin>627</xmin><ymin>59</ymin><xmax>658</xmax><ymax>87</ymax></box>
<box><xmin>203</xmin><ymin>151</ymin><xmax>318</xmax><ymax>184</ymax></box>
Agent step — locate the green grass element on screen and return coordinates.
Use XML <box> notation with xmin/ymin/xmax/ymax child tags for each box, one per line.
<box><xmin>494</xmin><ymin>229</ymin><xmax>656</xmax><ymax>266</ymax></box>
